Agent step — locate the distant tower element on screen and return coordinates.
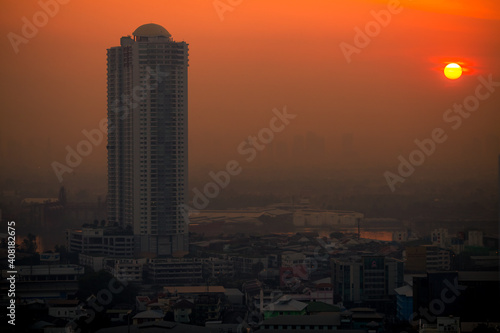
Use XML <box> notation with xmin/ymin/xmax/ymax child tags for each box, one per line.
<box><xmin>107</xmin><ymin>24</ymin><xmax>189</xmax><ymax>256</ymax></box>
<box><xmin>58</xmin><ymin>186</ymin><xmax>67</xmax><ymax>206</ymax></box>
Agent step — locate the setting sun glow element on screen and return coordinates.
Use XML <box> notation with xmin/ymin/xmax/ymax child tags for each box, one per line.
<box><xmin>444</xmin><ymin>63</ymin><xmax>463</xmax><ymax>80</ymax></box>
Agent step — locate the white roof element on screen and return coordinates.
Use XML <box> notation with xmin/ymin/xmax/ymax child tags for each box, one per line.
<box><xmin>263</xmin><ymin>296</ymin><xmax>307</xmax><ymax>312</ymax></box>
<box><xmin>132</xmin><ymin>310</ymin><xmax>163</xmax><ymax>319</ymax></box>
<box><xmin>394</xmin><ymin>285</ymin><xmax>413</xmax><ymax>297</ymax></box>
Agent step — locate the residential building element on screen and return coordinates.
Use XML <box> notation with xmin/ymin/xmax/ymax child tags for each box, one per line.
<box><xmin>79</xmin><ymin>253</ymin><xmax>107</xmax><ymax>271</ymax></box>
<box><xmin>305</xmin><ymin>301</ymin><xmax>340</xmax><ymax>314</ymax></box>
<box><xmin>1</xmin><ymin>264</ymin><xmax>85</xmax><ymax>300</ymax></box>
<box><xmin>47</xmin><ymin>300</ymin><xmax>82</xmax><ymax>320</ymax></box>
<box><xmin>132</xmin><ymin>310</ymin><xmax>164</xmax><ymax>325</ymax></box>
<box><xmin>95</xmin><ymin>321</ymin><xmax>216</xmax><ymax>333</ymax></box>
<box><xmin>392</xmin><ymin>231</ymin><xmax>408</xmax><ymax>242</ymax></box>
<box><xmin>163</xmin><ymin>286</ymin><xmax>226</xmax><ymax>298</ymax></box>
<box><xmin>203</xmin><ymin>257</ymin><xmax>234</xmax><ymax>278</ymax></box>
<box><xmin>107</xmin><ymin>23</ymin><xmax>189</xmax><ymax>256</ymax></box>
<box><xmin>405</xmin><ymin>246</ymin><xmax>452</xmax><ymax>273</ymax></box>
<box><xmin>263</xmin><ymin>296</ymin><xmax>307</xmax><ymax>319</ymax></box>
<box><xmin>172</xmin><ymin>298</ymin><xmax>194</xmax><ymax>323</ymax></box>
<box><xmin>346</xmin><ymin>308</ymin><xmax>385</xmax><ymax>332</ymax></box>
<box><xmin>431</xmin><ymin>228</ymin><xmax>449</xmax><ymax>248</ymax></box>
<box><xmin>105</xmin><ymin>258</ymin><xmax>147</xmax><ymax>283</ymax></box>
<box><xmin>192</xmin><ymin>295</ymin><xmax>221</xmax><ymax>325</ymax></box>
<box><xmin>394</xmin><ymin>285</ymin><xmax>413</xmax><ymax>322</ymax></box>
<box><xmin>419</xmin><ymin>316</ymin><xmax>460</xmax><ymax>333</ymax></box>
<box><xmin>231</xmin><ymin>255</ymin><xmax>268</xmax><ymax>275</ymax></box>
<box><xmin>331</xmin><ymin>256</ymin><xmax>404</xmax><ymax>304</ymax></box>
<box><xmin>147</xmin><ymin>258</ymin><xmax>202</xmax><ymax>284</ymax></box>
<box><xmin>424</xmin><ymin>246</ymin><xmax>451</xmax><ymax>271</ymax></box>
<box><xmin>66</xmin><ymin>228</ymin><xmax>134</xmax><ymax>257</ymax></box>
<box><xmin>466</xmin><ymin>230</ymin><xmax>483</xmax><ymax>247</ymax></box>
<box><xmin>224</xmin><ymin>288</ymin><xmax>244</xmax><ymax>305</ymax></box>
<box><xmin>405</xmin><ymin>246</ymin><xmax>427</xmax><ymax>273</ymax></box>
<box><xmin>259</xmin><ymin>313</ymin><xmax>345</xmax><ymax>331</ymax></box>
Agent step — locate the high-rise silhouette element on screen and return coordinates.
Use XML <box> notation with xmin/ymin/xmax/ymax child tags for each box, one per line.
<box><xmin>107</xmin><ymin>23</ymin><xmax>188</xmax><ymax>256</ymax></box>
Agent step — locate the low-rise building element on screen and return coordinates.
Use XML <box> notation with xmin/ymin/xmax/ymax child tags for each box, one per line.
<box><xmin>259</xmin><ymin>313</ymin><xmax>345</xmax><ymax>331</ymax></box>
<box><xmin>466</xmin><ymin>230</ymin><xmax>483</xmax><ymax>247</ymax></box>
<box><xmin>405</xmin><ymin>247</ymin><xmax>427</xmax><ymax>273</ymax></box>
<box><xmin>192</xmin><ymin>294</ymin><xmax>221</xmax><ymax>325</ymax></box>
<box><xmin>47</xmin><ymin>299</ymin><xmax>82</xmax><ymax>320</ymax></box>
<box><xmin>132</xmin><ymin>310</ymin><xmax>164</xmax><ymax>325</ymax></box>
<box><xmin>431</xmin><ymin>228</ymin><xmax>449</xmax><ymax>248</ymax></box>
<box><xmin>263</xmin><ymin>296</ymin><xmax>307</xmax><ymax>319</ymax></box>
<box><xmin>1</xmin><ymin>264</ymin><xmax>85</xmax><ymax>300</ymax></box>
<box><xmin>395</xmin><ymin>285</ymin><xmax>413</xmax><ymax>322</ymax></box>
<box><xmin>105</xmin><ymin>258</ymin><xmax>147</xmax><ymax>283</ymax></box>
<box><xmin>163</xmin><ymin>286</ymin><xmax>226</xmax><ymax>299</ymax></box>
<box><xmin>203</xmin><ymin>257</ymin><xmax>234</xmax><ymax>278</ymax></box>
<box><xmin>147</xmin><ymin>258</ymin><xmax>203</xmax><ymax>285</ymax></box>
<box><xmin>95</xmin><ymin>321</ymin><xmax>216</xmax><ymax>332</ymax></box>
<box><xmin>172</xmin><ymin>298</ymin><xmax>194</xmax><ymax>323</ymax></box>
<box><xmin>347</xmin><ymin>308</ymin><xmax>385</xmax><ymax>332</ymax></box>
<box><xmin>419</xmin><ymin>316</ymin><xmax>460</xmax><ymax>333</ymax></box>
<box><xmin>331</xmin><ymin>256</ymin><xmax>404</xmax><ymax>304</ymax></box>
<box><xmin>406</xmin><ymin>246</ymin><xmax>452</xmax><ymax>272</ymax></box>
<box><xmin>66</xmin><ymin>227</ymin><xmax>134</xmax><ymax>257</ymax></box>
<box><xmin>224</xmin><ymin>288</ymin><xmax>244</xmax><ymax>305</ymax></box>
<box><xmin>231</xmin><ymin>255</ymin><xmax>268</xmax><ymax>275</ymax></box>
<box><xmin>424</xmin><ymin>246</ymin><xmax>451</xmax><ymax>271</ymax></box>
<box><xmin>79</xmin><ymin>253</ymin><xmax>107</xmax><ymax>271</ymax></box>
<box><xmin>393</xmin><ymin>231</ymin><xmax>408</xmax><ymax>242</ymax></box>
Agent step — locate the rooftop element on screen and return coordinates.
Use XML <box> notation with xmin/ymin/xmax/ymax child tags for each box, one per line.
<box><xmin>132</xmin><ymin>310</ymin><xmax>164</xmax><ymax>319</ymax></box>
<box><xmin>133</xmin><ymin>23</ymin><xmax>171</xmax><ymax>38</ymax></box>
<box><xmin>394</xmin><ymin>285</ymin><xmax>413</xmax><ymax>297</ymax></box>
<box><xmin>306</xmin><ymin>301</ymin><xmax>341</xmax><ymax>313</ymax></box>
<box><xmin>263</xmin><ymin>313</ymin><xmax>341</xmax><ymax>326</ymax></box>
<box><xmin>96</xmin><ymin>321</ymin><xmax>216</xmax><ymax>333</ymax></box>
<box><xmin>263</xmin><ymin>297</ymin><xmax>307</xmax><ymax>312</ymax></box>
<box><xmin>163</xmin><ymin>286</ymin><xmax>225</xmax><ymax>294</ymax></box>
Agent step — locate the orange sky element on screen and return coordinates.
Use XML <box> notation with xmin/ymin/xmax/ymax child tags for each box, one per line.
<box><xmin>1</xmin><ymin>0</ymin><xmax>499</xmax><ymax>191</ymax></box>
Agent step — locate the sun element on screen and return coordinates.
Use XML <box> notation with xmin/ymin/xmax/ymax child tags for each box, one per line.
<box><xmin>444</xmin><ymin>63</ymin><xmax>462</xmax><ymax>80</ymax></box>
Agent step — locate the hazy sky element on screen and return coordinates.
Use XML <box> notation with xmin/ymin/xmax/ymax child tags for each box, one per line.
<box><xmin>1</xmin><ymin>0</ymin><xmax>499</xmax><ymax>191</ymax></box>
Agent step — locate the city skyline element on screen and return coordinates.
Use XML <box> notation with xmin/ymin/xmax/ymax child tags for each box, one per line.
<box><xmin>0</xmin><ymin>2</ymin><xmax>499</xmax><ymax>331</ymax></box>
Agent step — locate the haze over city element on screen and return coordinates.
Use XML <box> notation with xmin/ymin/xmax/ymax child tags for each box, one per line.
<box><xmin>1</xmin><ymin>0</ymin><xmax>500</xmax><ymax>194</ymax></box>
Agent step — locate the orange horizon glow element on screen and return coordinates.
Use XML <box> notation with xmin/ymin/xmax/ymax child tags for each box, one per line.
<box><xmin>0</xmin><ymin>0</ymin><xmax>499</xmax><ymax>190</ymax></box>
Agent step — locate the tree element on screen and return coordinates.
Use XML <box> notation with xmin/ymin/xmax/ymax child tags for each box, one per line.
<box><xmin>22</xmin><ymin>233</ymin><xmax>37</xmax><ymax>253</ymax></box>
<box><xmin>76</xmin><ymin>270</ymin><xmax>138</xmax><ymax>305</ymax></box>
<box><xmin>252</xmin><ymin>261</ymin><xmax>265</xmax><ymax>276</ymax></box>
<box><xmin>330</xmin><ymin>232</ymin><xmax>344</xmax><ymax>240</ymax></box>
<box><xmin>54</xmin><ymin>244</ymin><xmax>76</xmax><ymax>264</ymax></box>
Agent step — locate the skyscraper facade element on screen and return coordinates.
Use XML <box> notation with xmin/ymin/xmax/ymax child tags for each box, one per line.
<box><xmin>107</xmin><ymin>23</ymin><xmax>188</xmax><ymax>256</ymax></box>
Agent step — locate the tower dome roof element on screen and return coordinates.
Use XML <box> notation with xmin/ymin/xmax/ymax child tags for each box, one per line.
<box><xmin>133</xmin><ymin>23</ymin><xmax>171</xmax><ymax>38</ymax></box>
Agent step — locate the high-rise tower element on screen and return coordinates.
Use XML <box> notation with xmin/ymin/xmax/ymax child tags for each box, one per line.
<box><xmin>107</xmin><ymin>23</ymin><xmax>188</xmax><ymax>256</ymax></box>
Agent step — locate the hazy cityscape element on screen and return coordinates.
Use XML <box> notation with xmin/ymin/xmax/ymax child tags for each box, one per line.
<box><xmin>1</xmin><ymin>1</ymin><xmax>500</xmax><ymax>333</ymax></box>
